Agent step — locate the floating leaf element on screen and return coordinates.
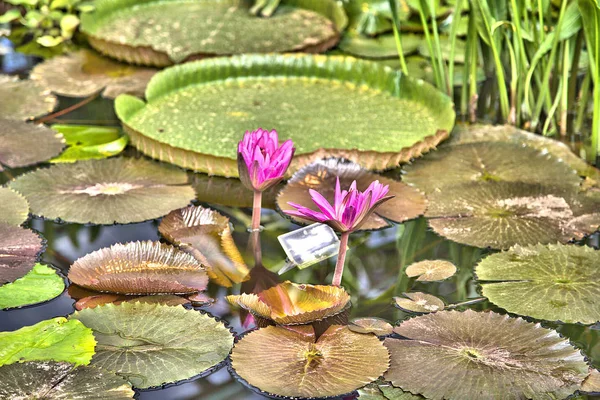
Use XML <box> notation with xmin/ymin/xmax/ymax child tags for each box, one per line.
<box><xmin>394</xmin><ymin>292</ymin><xmax>445</xmax><ymax>313</ymax></box>
<box><xmin>50</xmin><ymin>124</ymin><xmax>129</xmax><ymax>163</ymax></box>
<box><xmin>70</xmin><ymin>302</ymin><xmax>234</xmax><ymax>389</ymax></box>
<box><xmin>425</xmin><ymin>181</ymin><xmax>600</xmax><ymax>249</ymax></box>
<box><xmin>476</xmin><ymin>244</ymin><xmax>600</xmax><ymax>324</ymax></box>
<box><xmin>0</xmin><ymin>362</ymin><xmax>135</xmax><ymax>400</ymax></box>
<box><xmin>582</xmin><ymin>369</ymin><xmax>600</xmax><ymax>393</ymax></box>
<box><xmin>384</xmin><ymin>310</ymin><xmax>588</xmax><ymax>400</ymax></box>
<box><xmin>231</xmin><ymin>324</ymin><xmax>390</xmax><ymax>398</ymax></box>
<box><xmin>226</xmin><ymin>281</ymin><xmax>350</xmax><ymax>325</ymax></box>
<box><xmin>30</xmin><ymin>49</ymin><xmax>156</xmax><ymax>99</ymax></box>
<box><xmin>116</xmin><ymin>54</ymin><xmax>455</xmax><ymax>176</ymax></box>
<box><xmin>359</xmin><ymin>381</ymin><xmax>424</xmax><ymax>399</ymax></box>
<box><xmin>405</xmin><ymin>260</ymin><xmax>457</xmax><ymax>281</ymax></box>
<box><xmin>339</xmin><ymin>32</ymin><xmax>422</xmax><ymax>59</ymax></box>
<box><xmin>348</xmin><ymin>317</ymin><xmax>393</xmax><ymax>336</ymax></box>
<box><xmin>0</xmin><ymin>187</ymin><xmax>29</xmax><ymax>226</ymax></box>
<box><xmin>277</xmin><ymin>158</ymin><xmax>427</xmax><ymax>230</ymax></box>
<box><xmin>0</xmin><ymin>263</ymin><xmax>65</xmax><ymax>309</ymax></box>
<box><xmin>0</xmin><ymin>119</ymin><xmax>65</xmax><ymax>171</ymax></box>
<box><xmin>81</xmin><ymin>0</ymin><xmax>346</xmax><ymax>66</ymax></box>
<box><xmin>0</xmin><ymin>223</ymin><xmax>44</xmax><ymax>284</ymax></box>
<box><xmin>9</xmin><ymin>157</ymin><xmax>196</xmax><ymax>224</ymax></box>
<box><xmin>0</xmin><ymin>75</ymin><xmax>57</xmax><ymax>120</ymax></box>
<box><xmin>69</xmin><ymin>241</ymin><xmax>207</xmax><ymax>295</ymax></box>
<box><xmin>0</xmin><ymin>318</ymin><xmax>96</xmax><ymax>367</ymax></box>
<box><xmin>74</xmin><ymin>293</ymin><xmax>190</xmax><ymax>310</ymax></box>
<box><xmin>159</xmin><ymin>205</ymin><xmax>249</xmax><ymax>287</ymax></box>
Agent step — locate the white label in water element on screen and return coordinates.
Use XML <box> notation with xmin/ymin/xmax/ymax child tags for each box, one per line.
<box><xmin>277</xmin><ymin>223</ymin><xmax>340</xmax><ymax>272</ymax></box>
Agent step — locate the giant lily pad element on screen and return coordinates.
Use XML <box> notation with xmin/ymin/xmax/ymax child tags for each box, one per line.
<box><xmin>277</xmin><ymin>158</ymin><xmax>427</xmax><ymax>230</ymax></box>
<box><xmin>159</xmin><ymin>205</ymin><xmax>249</xmax><ymax>287</ymax></box>
<box><xmin>0</xmin><ymin>317</ymin><xmax>96</xmax><ymax>367</ymax></box>
<box><xmin>49</xmin><ymin>124</ymin><xmax>129</xmax><ymax>163</ymax></box>
<box><xmin>81</xmin><ymin>0</ymin><xmax>346</xmax><ymax>67</ymax></box>
<box><xmin>476</xmin><ymin>244</ymin><xmax>600</xmax><ymax>324</ymax></box>
<box><xmin>405</xmin><ymin>260</ymin><xmax>457</xmax><ymax>281</ymax></box>
<box><xmin>30</xmin><ymin>50</ymin><xmax>156</xmax><ymax>99</ymax></box>
<box><xmin>68</xmin><ymin>241</ymin><xmax>207</xmax><ymax>295</ymax></box>
<box><xmin>9</xmin><ymin>157</ymin><xmax>196</xmax><ymax>224</ymax></box>
<box><xmin>0</xmin><ymin>362</ymin><xmax>134</xmax><ymax>400</ymax></box>
<box><xmin>0</xmin><ymin>119</ymin><xmax>65</xmax><ymax>171</ymax></box>
<box><xmin>230</xmin><ymin>324</ymin><xmax>390</xmax><ymax>398</ymax></box>
<box><xmin>226</xmin><ymin>281</ymin><xmax>350</xmax><ymax>326</ymax></box>
<box><xmin>384</xmin><ymin>310</ymin><xmax>588</xmax><ymax>400</ymax></box>
<box><xmin>0</xmin><ymin>75</ymin><xmax>57</xmax><ymax>120</ymax></box>
<box><xmin>0</xmin><ymin>223</ymin><xmax>44</xmax><ymax>284</ymax></box>
<box><xmin>0</xmin><ymin>187</ymin><xmax>29</xmax><ymax>226</ymax></box>
<box><xmin>0</xmin><ymin>263</ymin><xmax>65</xmax><ymax>309</ymax></box>
<box><xmin>70</xmin><ymin>302</ymin><xmax>234</xmax><ymax>389</ymax></box>
<box><xmin>116</xmin><ymin>54</ymin><xmax>455</xmax><ymax>176</ymax></box>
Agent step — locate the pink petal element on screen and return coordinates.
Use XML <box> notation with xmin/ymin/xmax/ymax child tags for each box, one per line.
<box><xmin>308</xmin><ymin>189</ymin><xmax>336</xmax><ymax>219</ymax></box>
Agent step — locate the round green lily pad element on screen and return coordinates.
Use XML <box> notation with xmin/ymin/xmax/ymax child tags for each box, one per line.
<box><xmin>81</xmin><ymin>0</ymin><xmax>347</xmax><ymax>67</ymax></box>
<box><xmin>0</xmin><ymin>223</ymin><xmax>45</xmax><ymax>284</ymax></box>
<box><xmin>116</xmin><ymin>54</ymin><xmax>455</xmax><ymax>177</ymax></box>
<box><xmin>9</xmin><ymin>157</ymin><xmax>196</xmax><ymax>224</ymax></box>
<box><xmin>30</xmin><ymin>49</ymin><xmax>156</xmax><ymax>99</ymax></box>
<box><xmin>70</xmin><ymin>302</ymin><xmax>234</xmax><ymax>389</ymax></box>
<box><xmin>384</xmin><ymin>310</ymin><xmax>589</xmax><ymax>400</ymax></box>
<box><xmin>0</xmin><ymin>263</ymin><xmax>65</xmax><ymax>310</ymax></box>
<box><xmin>0</xmin><ymin>75</ymin><xmax>57</xmax><ymax>120</ymax></box>
<box><xmin>394</xmin><ymin>292</ymin><xmax>445</xmax><ymax>313</ymax></box>
<box><xmin>0</xmin><ymin>187</ymin><xmax>29</xmax><ymax>226</ymax></box>
<box><xmin>0</xmin><ymin>361</ymin><xmax>135</xmax><ymax>400</ymax></box>
<box><xmin>476</xmin><ymin>244</ymin><xmax>600</xmax><ymax>324</ymax></box>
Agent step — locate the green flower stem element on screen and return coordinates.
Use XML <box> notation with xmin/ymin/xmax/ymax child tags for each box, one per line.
<box><xmin>332</xmin><ymin>231</ymin><xmax>350</xmax><ymax>287</ymax></box>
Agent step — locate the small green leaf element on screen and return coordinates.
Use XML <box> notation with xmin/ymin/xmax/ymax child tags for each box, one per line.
<box><xmin>36</xmin><ymin>35</ymin><xmax>64</xmax><ymax>47</ymax></box>
<box><xmin>59</xmin><ymin>14</ymin><xmax>79</xmax><ymax>37</ymax></box>
<box><xmin>50</xmin><ymin>125</ymin><xmax>128</xmax><ymax>162</ymax></box>
<box><xmin>0</xmin><ymin>9</ymin><xmax>21</xmax><ymax>24</ymax></box>
<box><xmin>0</xmin><ymin>264</ymin><xmax>65</xmax><ymax>310</ymax></box>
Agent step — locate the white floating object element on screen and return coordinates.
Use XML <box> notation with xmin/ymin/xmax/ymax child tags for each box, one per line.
<box><xmin>277</xmin><ymin>223</ymin><xmax>340</xmax><ymax>274</ymax></box>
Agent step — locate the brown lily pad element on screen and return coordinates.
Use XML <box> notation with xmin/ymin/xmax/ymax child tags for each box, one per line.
<box><xmin>0</xmin><ymin>223</ymin><xmax>44</xmax><ymax>284</ymax></box>
<box><xmin>159</xmin><ymin>205</ymin><xmax>249</xmax><ymax>287</ymax></box>
<box><xmin>0</xmin><ymin>75</ymin><xmax>57</xmax><ymax>120</ymax></box>
<box><xmin>68</xmin><ymin>241</ymin><xmax>208</xmax><ymax>295</ymax></box>
<box><xmin>582</xmin><ymin>369</ymin><xmax>600</xmax><ymax>394</ymax></box>
<box><xmin>394</xmin><ymin>292</ymin><xmax>445</xmax><ymax>313</ymax></box>
<box><xmin>348</xmin><ymin>317</ymin><xmax>394</xmax><ymax>336</ymax></box>
<box><xmin>277</xmin><ymin>158</ymin><xmax>427</xmax><ymax>230</ymax></box>
<box><xmin>231</xmin><ymin>324</ymin><xmax>390</xmax><ymax>398</ymax></box>
<box><xmin>0</xmin><ymin>187</ymin><xmax>29</xmax><ymax>226</ymax></box>
<box><xmin>74</xmin><ymin>294</ymin><xmax>191</xmax><ymax>310</ymax></box>
<box><xmin>405</xmin><ymin>260</ymin><xmax>457</xmax><ymax>281</ymax></box>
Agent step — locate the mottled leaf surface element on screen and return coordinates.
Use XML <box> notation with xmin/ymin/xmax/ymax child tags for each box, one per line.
<box><xmin>405</xmin><ymin>260</ymin><xmax>457</xmax><ymax>281</ymax></box>
<box><xmin>0</xmin><ymin>223</ymin><xmax>44</xmax><ymax>284</ymax></box>
<box><xmin>0</xmin><ymin>119</ymin><xmax>65</xmax><ymax>170</ymax></box>
<box><xmin>0</xmin><ymin>187</ymin><xmax>29</xmax><ymax>226</ymax></box>
<box><xmin>0</xmin><ymin>75</ymin><xmax>57</xmax><ymax>120</ymax></box>
<box><xmin>0</xmin><ymin>264</ymin><xmax>64</xmax><ymax>309</ymax></box>
<box><xmin>348</xmin><ymin>317</ymin><xmax>393</xmax><ymax>335</ymax></box>
<box><xmin>394</xmin><ymin>292</ymin><xmax>445</xmax><ymax>313</ymax></box>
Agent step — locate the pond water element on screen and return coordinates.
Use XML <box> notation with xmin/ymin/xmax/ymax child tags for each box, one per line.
<box><xmin>1</xmin><ymin>46</ymin><xmax>599</xmax><ymax>400</ymax></box>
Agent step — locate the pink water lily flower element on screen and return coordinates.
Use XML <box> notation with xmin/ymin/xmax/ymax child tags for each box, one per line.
<box><xmin>237</xmin><ymin>128</ymin><xmax>295</xmax><ymax>192</ymax></box>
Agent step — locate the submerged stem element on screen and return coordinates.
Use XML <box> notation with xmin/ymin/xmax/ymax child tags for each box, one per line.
<box><xmin>332</xmin><ymin>232</ymin><xmax>350</xmax><ymax>287</ymax></box>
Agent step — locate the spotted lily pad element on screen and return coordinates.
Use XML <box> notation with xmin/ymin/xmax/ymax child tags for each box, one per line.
<box><xmin>384</xmin><ymin>310</ymin><xmax>588</xmax><ymax>400</ymax></box>
<box><xmin>81</xmin><ymin>0</ymin><xmax>346</xmax><ymax>67</ymax></box>
<box><xmin>0</xmin><ymin>119</ymin><xmax>65</xmax><ymax>171</ymax></box>
<box><xmin>49</xmin><ymin>125</ymin><xmax>129</xmax><ymax>163</ymax></box>
<box><xmin>339</xmin><ymin>32</ymin><xmax>422</xmax><ymax>59</ymax></box>
<box><xmin>231</xmin><ymin>324</ymin><xmax>390</xmax><ymax>398</ymax></box>
<box><xmin>0</xmin><ymin>75</ymin><xmax>57</xmax><ymax>120</ymax></box>
<box><xmin>70</xmin><ymin>302</ymin><xmax>234</xmax><ymax>389</ymax></box>
<box><xmin>277</xmin><ymin>158</ymin><xmax>427</xmax><ymax>230</ymax></box>
<box><xmin>405</xmin><ymin>260</ymin><xmax>457</xmax><ymax>281</ymax></box>
<box><xmin>0</xmin><ymin>318</ymin><xmax>96</xmax><ymax>367</ymax></box>
<box><xmin>348</xmin><ymin>317</ymin><xmax>394</xmax><ymax>336</ymax></box>
<box><xmin>69</xmin><ymin>241</ymin><xmax>207</xmax><ymax>295</ymax></box>
<box><xmin>0</xmin><ymin>187</ymin><xmax>29</xmax><ymax>226</ymax></box>
<box><xmin>0</xmin><ymin>223</ymin><xmax>44</xmax><ymax>284</ymax></box>
<box><xmin>30</xmin><ymin>50</ymin><xmax>156</xmax><ymax>99</ymax></box>
<box><xmin>0</xmin><ymin>264</ymin><xmax>65</xmax><ymax>310</ymax></box>
<box><xmin>9</xmin><ymin>157</ymin><xmax>196</xmax><ymax>224</ymax></box>
<box><xmin>159</xmin><ymin>205</ymin><xmax>249</xmax><ymax>287</ymax></box>
<box><xmin>116</xmin><ymin>54</ymin><xmax>455</xmax><ymax>176</ymax></box>
<box><xmin>227</xmin><ymin>281</ymin><xmax>350</xmax><ymax>326</ymax></box>
<box><xmin>0</xmin><ymin>362</ymin><xmax>135</xmax><ymax>399</ymax></box>
<box><xmin>476</xmin><ymin>244</ymin><xmax>600</xmax><ymax>324</ymax></box>
<box><xmin>394</xmin><ymin>292</ymin><xmax>445</xmax><ymax>313</ymax></box>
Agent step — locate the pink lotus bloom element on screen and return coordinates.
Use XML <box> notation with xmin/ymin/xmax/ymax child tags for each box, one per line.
<box><xmin>285</xmin><ymin>177</ymin><xmax>393</xmax><ymax>233</ymax></box>
<box><xmin>238</xmin><ymin>128</ymin><xmax>295</xmax><ymax>192</ymax></box>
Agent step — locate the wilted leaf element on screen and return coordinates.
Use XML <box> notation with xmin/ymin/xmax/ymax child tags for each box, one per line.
<box><xmin>68</xmin><ymin>241</ymin><xmax>207</xmax><ymax>295</ymax></box>
<box><xmin>50</xmin><ymin>124</ymin><xmax>128</xmax><ymax>163</ymax></box>
<box><xmin>348</xmin><ymin>317</ymin><xmax>394</xmax><ymax>335</ymax></box>
<box><xmin>70</xmin><ymin>302</ymin><xmax>234</xmax><ymax>389</ymax></box>
<box><xmin>278</xmin><ymin>158</ymin><xmax>427</xmax><ymax>230</ymax></box>
<box><xmin>394</xmin><ymin>292</ymin><xmax>445</xmax><ymax>313</ymax></box>
<box><xmin>30</xmin><ymin>50</ymin><xmax>156</xmax><ymax>99</ymax></box>
<box><xmin>384</xmin><ymin>310</ymin><xmax>588</xmax><ymax>400</ymax></box>
<box><xmin>159</xmin><ymin>205</ymin><xmax>249</xmax><ymax>287</ymax></box>
<box><xmin>0</xmin><ymin>362</ymin><xmax>134</xmax><ymax>399</ymax></box>
<box><xmin>0</xmin><ymin>223</ymin><xmax>44</xmax><ymax>284</ymax></box>
<box><xmin>0</xmin><ymin>318</ymin><xmax>96</xmax><ymax>367</ymax></box>
<box><xmin>0</xmin><ymin>263</ymin><xmax>64</xmax><ymax>309</ymax></box>
<box><xmin>476</xmin><ymin>244</ymin><xmax>600</xmax><ymax>324</ymax></box>
<box><xmin>231</xmin><ymin>324</ymin><xmax>390</xmax><ymax>398</ymax></box>
<box><xmin>0</xmin><ymin>187</ymin><xmax>29</xmax><ymax>226</ymax></box>
<box><xmin>9</xmin><ymin>157</ymin><xmax>196</xmax><ymax>224</ymax></box>
<box><xmin>405</xmin><ymin>259</ymin><xmax>457</xmax><ymax>281</ymax></box>
<box><xmin>0</xmin><ymin>75</ymin><xmax>57</xmax><ymax>120</ymax></box>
